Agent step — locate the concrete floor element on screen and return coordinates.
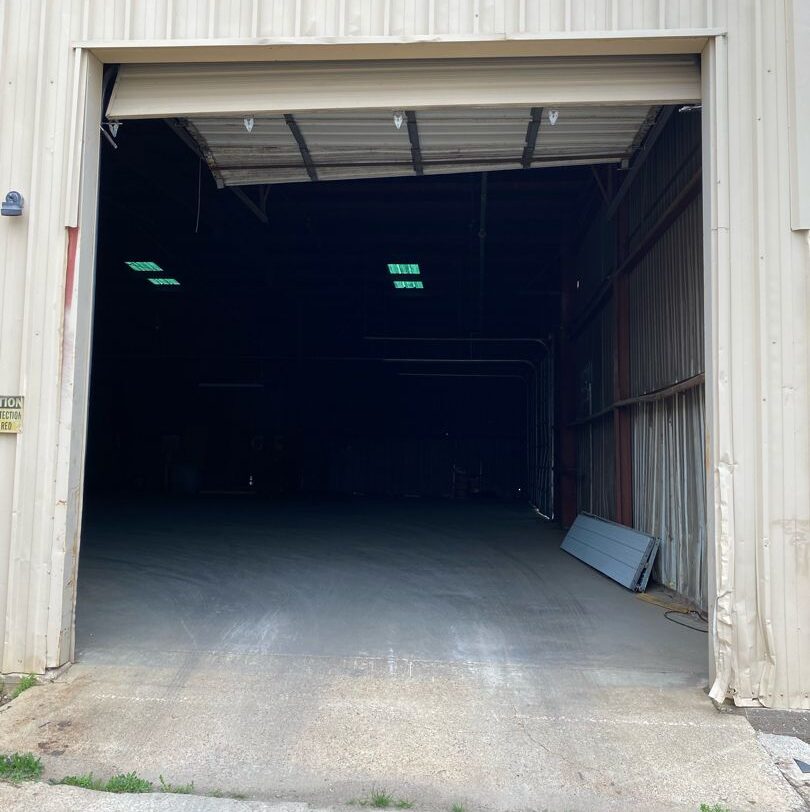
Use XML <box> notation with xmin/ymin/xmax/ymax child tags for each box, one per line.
<box><xmin>0</xmin><ymin>498</ymin><xmax>802</xmax><ymax>811</ymax></box>
<box><xmin>75</xmin><ymin>498</ymin><xmax>705</xmax><ymax>674</ymax></box>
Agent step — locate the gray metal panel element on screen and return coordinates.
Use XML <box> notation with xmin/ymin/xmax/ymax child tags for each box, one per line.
<box><xmin>561</xmin><ymin>513</ymin><xmax>659</xmax><ymax>591</ymax></box>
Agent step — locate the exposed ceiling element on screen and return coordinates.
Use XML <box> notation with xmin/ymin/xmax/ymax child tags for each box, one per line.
<box><xmin>178</xmin><ymin>104</ymin><xmax>658</xmax><ymax>187</ymax></box>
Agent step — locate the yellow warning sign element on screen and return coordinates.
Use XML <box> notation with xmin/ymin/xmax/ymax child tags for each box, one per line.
<box><xmin>0</xmin><ymin>396</ymin><xmax>23</xmax><ymax>433</ymax></box>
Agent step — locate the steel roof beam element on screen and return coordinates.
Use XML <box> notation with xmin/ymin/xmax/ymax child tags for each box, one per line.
<box><xmin>405</xmin><ymin>110</ymin><xmax>424</xmax><ymax>176</ymax></box>
<box><xmin>283</xmin><ymin>114</ymin><xmax>318</xmax><ymax>181</ymax></box>
<box><xmin>521</xmin><ymin>107</ymin><xmax>543</xmax><ymax>169</ymax></box>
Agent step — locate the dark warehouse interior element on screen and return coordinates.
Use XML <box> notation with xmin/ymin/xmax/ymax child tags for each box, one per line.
<box><xmin>75</xmin><ymin>109</ymin><xmax>706</xmax><ymax>675</ymax></box>
<box><xmin>84</xmin><ymin>120</ymin><xmax>594</xmax><ymax>508</ymax></box>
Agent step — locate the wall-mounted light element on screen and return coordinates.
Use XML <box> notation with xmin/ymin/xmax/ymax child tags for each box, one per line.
<box><xmin>548</xmin><ymin>110</ymin><xmax>559</xmax><ymax>126</ymax></box>
<box><xmin>1</xmin><ymin>191</ymin><xmax>23</xmax><ymax>216</ymax></box>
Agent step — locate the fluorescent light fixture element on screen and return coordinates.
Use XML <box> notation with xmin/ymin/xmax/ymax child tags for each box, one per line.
<box><xmin>388</xmin><ymin>263</ymin><xmax>420</xmax><ymax>275</ymax></box>
<box><xmin>393</xmin><ymin>280</ymin><xmax>423</xmax><ymax>290</ymax></box>
<box><xmin>126</xmin><ymin>261</ymin><xmax>164</xmax><ymax>272</ymax></box>
<box><xmin>148</xmin><ymin>277</ymin><xmax>180</xmax><ymax>286</ymax></box>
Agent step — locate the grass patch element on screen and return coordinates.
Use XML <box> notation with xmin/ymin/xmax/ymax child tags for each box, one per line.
<box><xmin>699</xmin><ymin>806</ymin><xmax>730</xmax><ymax>812</ymax></box>
<box><xmin>9</xmin><ymin>675</ymin><xmax>37</xmax><ymax>700</ymax></box>
<box><xmin>159</xmin><ymin>774</ymin><xmax>194</xmax><ymax>794</ymax></box>
<box><xmin>57</xmin><ymin>772</ymin><xmax>152</xmax><ymax>794</ymax></box>
<box><xmin>58</xmin><ymin>774</ymin><xmax>105</xmax><ymax>791</ymax></box>
<box><xmin>101</xmin><ymin>772</ymin><xmax>152</xmax><ymax>793</ymax></box>
<box><xmin>352</xmin><ymin>789</ymin><xmax>413</xmax><ymax>809</ymax></box>
<box><xmin>0</xmin><ymin>753</ymin><xmax>42</xmax><ymax>782</ymax></box>
<box><xmin>451</xmin><ymin>805</ymin><xmax>466</xmax><ymax>812</ymax></box>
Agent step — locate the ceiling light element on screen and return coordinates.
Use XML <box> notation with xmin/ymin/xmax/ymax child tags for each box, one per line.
<box><xmin>393</xmin><ymin>280</ymin><xmax>423</xmax><ymax>290</ymax></box>
<box><xmin>388</xmin><ymin>263</ymin><xmax>420</xmax><ymax>275</ymax></box>
<box><xmin>148</xmin><ymin>277</ymin><xmax>180</xmax><ymax>286</ymax></box>
<box><xmin>126</xmin><ymin>261</ymin><xmax>163</xmax><ymax>272</ymax></box>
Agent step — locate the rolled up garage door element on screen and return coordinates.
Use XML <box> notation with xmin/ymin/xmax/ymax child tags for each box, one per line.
<box><xmin>106</xmin><ymin>55</ymin><xmax>700</xmax><ymax>186</ymax></box>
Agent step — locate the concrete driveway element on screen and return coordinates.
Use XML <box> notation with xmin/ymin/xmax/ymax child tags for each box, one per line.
<box><xmin>0</xmin><ymin>499</ymin><xmax>802</xmax><ymax>811</ymax></box>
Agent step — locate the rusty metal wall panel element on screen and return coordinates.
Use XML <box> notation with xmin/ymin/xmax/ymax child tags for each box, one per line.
<box><xmin>627</xmin><ymin>194</ymin><xmax>703</xmax><ymax>395</ymax></box>
<box><xmin>632</xmin><ymin>385</ymin><xmax>706</xmax><ymax>607</ymax></box>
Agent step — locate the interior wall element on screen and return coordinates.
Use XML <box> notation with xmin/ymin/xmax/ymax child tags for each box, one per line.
<box><xmin>568</xmin><ymin>110</ymin><xmax>706</xmax><ymax>607</ymax></box>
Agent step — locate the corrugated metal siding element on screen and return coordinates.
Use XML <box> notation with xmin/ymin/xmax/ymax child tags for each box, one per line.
<box><xmin>623</xmin><ymin>112</ymin><xmax>705</xmax><ymax>609</ymax></box>
<box><xmin>573</xmin><ymin>298</ymin><xmax>615</xmax><ymax>525</ymax></box>
<box><xmin>572</xmin><ymin>208</ymin><xmax>617</xmax><ymax>312</ymax></box>
<box><xmin>626</xmin><ymin>109</ymin><xmax>701</xmax><ymax>245</ymax></box>
<box><xmin>0</xmin><ymin>1</ymin><xmax>95</xmax><ymax>673</ymax></box>
<box><xmin>628</xmin><ymin>194</ymin><xmax>703</xmax><ymax>395</ymax></box>
<box><xmin>576</xmin><ymin>414</ymin><xmax>615</xmax><ymax>521</ymax></box>
<box><xmin>572</xmin><ymin>111</ymin><xmax>705</xmax><ymax>608</ymax></box>
<box><xmin>79</xmin><ymin>0</ymin><xmax>712</xmax><ymax>40</ymax></box>
<box><xmin>632</xmin><ymin>386</ymin><xmax>706</xmax><ymax>607</ymax></box>
<box><xmin>574</xmin><ymin>296</ymin><xmax>614</xmax><ymax>418</ymax></box>
<box><xmin>188</xmin><ymin>104</ymin><xmax>654</xmax><ymax>186</ymax></box>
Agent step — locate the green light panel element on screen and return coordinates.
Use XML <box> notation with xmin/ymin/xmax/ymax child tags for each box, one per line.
<box><xmin>388</xmin><ymin>264</ymin><xmax>420</xmax><ymax>275</ymax></box>
<box><xmin>148</xmin><ymin>277</ymin><xmax>181</xmax><ymax>286</ymax></box>
<box><xmin>393</xmin><ymin>280</ymin><xmax>423</xmax><ymax>289</ymax></box>
<box><xmin>126</xmin><ymin>261</ymin><xmax>164</xmax><ymax>272</ymax></box>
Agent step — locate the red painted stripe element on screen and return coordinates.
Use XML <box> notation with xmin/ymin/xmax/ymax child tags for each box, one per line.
<box><xmin>64</xmin><ymin>226</ymin><xmax>78</xmax><ymax>310</ymax></box>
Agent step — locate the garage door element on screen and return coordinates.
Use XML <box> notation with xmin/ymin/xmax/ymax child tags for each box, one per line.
<box><xmin>106</xmin><ymin>55</ymin><xmax>700</xmax><ymax>186</ymax></box>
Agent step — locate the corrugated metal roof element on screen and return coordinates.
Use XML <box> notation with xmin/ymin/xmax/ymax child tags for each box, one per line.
<box><xmin>186</xmin><ymin>104</ymin><xmax>655</xmax><ymax>186</ymax></box>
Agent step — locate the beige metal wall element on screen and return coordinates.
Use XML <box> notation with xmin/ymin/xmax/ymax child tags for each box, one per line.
<box><xmin>0</xmin><ymin>0</ymin><xmax>808</xmax><ymax>709</ymax></box>
<box><xmin>702</xmin><ymin>3</ymin><xmax>810</xmax><ymax>710</ymax></box>
<box><xmin>75</xmin><ymin>0</ymin><xmax>712</xmax><ymax>40</ymax></box>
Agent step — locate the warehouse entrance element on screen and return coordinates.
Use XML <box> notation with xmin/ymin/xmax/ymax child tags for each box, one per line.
<box><xmin>74</xmin><ymin>55</ymin><xmax>707</xmax><ymax>678</ymax></box>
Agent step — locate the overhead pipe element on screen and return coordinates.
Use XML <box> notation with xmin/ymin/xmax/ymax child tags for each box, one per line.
<box><xmin>478</xmin><ymin>172</ymin><xmax>488</xmax><ymax>335</ymax></box>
